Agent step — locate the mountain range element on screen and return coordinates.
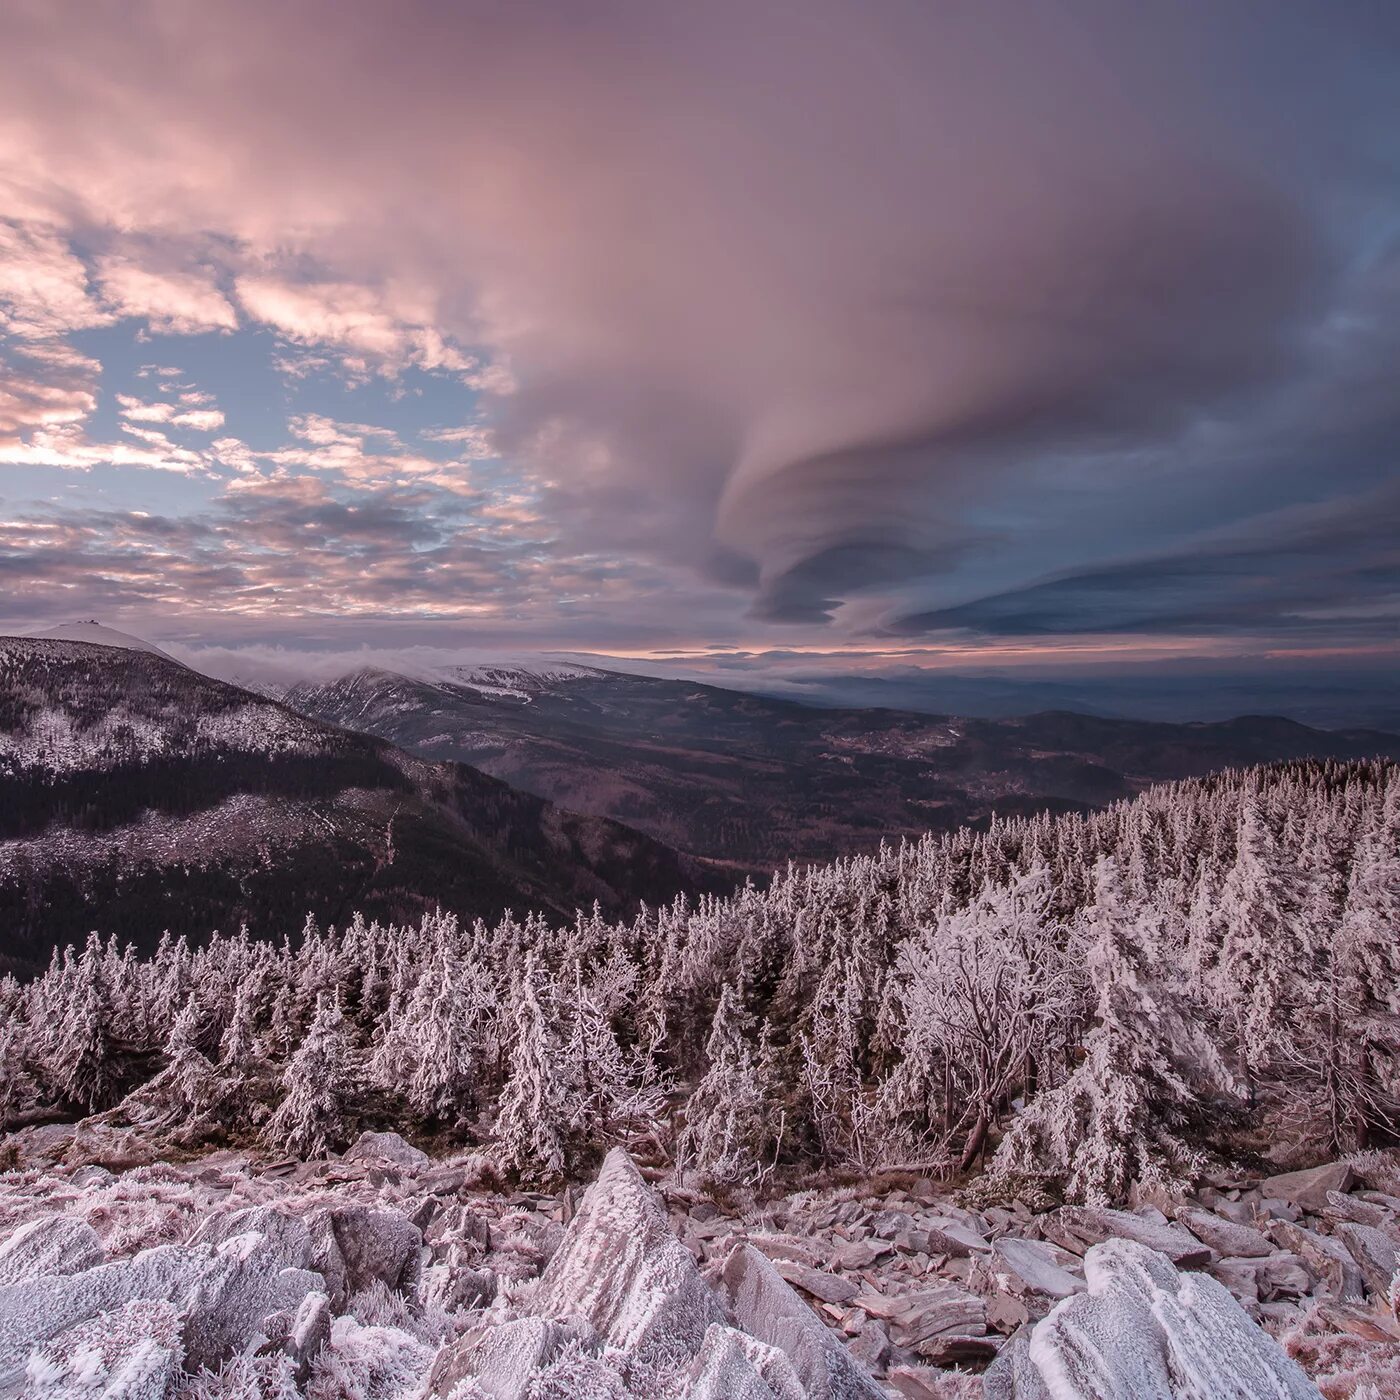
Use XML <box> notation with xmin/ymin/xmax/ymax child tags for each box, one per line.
<box><xmin>0</xmin><ymin>634</ymin><xmax>712</xmax><ymax>972</ymax></box>
<box><xmin>4</xmin><ymin>623</ymin><xmax>1398</xmax><ymax>969</ymax></box>
<box><xmin>278</xmin><ymin>661</ymin><xmax>1400</xmax><ymax>869</ymax></box>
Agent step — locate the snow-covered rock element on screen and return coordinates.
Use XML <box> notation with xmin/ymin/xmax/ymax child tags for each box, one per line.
<box><xmin>531</xmin><ymin>1147</ymin><xmax>722</xmax><ymax>1368</ymax></box>
<box><xmin>342</xmin><ymin>1129</ymin><xmax>432</xmax><ymax>1172</ymax></box>
<box><xmin>23</xmin><ymin>1297</ymin><xmax>183</xmax><ymax>1400</ymax></box>
<box><xmin>424</xmin><ymin>1316</ymin><xmax>579</xmax><ymax>1399</ymax></box>
<box><xmin>0</xmin><ymin>1215</ymin><xmax>104</xmax><ymax>1284</ymax></box>
<box><xmin>306</xmin><ymin>1203</ymin><xmax>422</xmax><ymax>1310</ymax></box>
<box><xmin>682</xmin><ymin>1322</ymin><xmax>807</xmax><ymax>1400</ymax></box>
<box><xmin>985</xmin><ymin>1237</ymin><xmax>1324</xmax><ymax>1398</ymax></box>
<box><xmin>720</xmin><ymin>1244</ymin><xmax>886</xmax><ymax>1400</ymax></box>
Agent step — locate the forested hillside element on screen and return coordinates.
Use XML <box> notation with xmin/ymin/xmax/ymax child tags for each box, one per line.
<box><xmin>280</xmin><ymin>662</ymin><xmax>1400</xmax><ymax>870</ymax></box>
<box><xmin>5</xmin><ymin>757</ymin><xmax>1394</xmax><ymax>1205</ymax></box>
<box><xmin>0</xmin><ymin>638</ymin><xmax>717</xmax><ymax>968</ymax></box>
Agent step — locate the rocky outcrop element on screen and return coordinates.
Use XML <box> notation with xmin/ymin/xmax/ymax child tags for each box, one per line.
<box><xmin>984</xmin><ymin>1238</ymin><xmax>1324</xmax><ymax>1399</ymax></box>
<box><xmin>0</xmin><ymin>1214</ymin><xmax>104</xmax><ymax>1284</ymax></box>
<box><xmin>532</xmin><ymin>1146</ymin><xmax>723</xmax><ymax>1367</ymax></box>
<box><xmin>721</xmin><ymin>1244</ymin><xmax>887</xmax><ymax>1399</ymax></box>
<box><xmin>0</xmin><ymin>1142</ymin><xmax>1395</xmax><ymax>1397</ymax></box>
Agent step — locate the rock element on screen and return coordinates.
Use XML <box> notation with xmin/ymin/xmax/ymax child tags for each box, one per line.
<box><xmin>0</xmin><ymin>1215</ymin><xmax>104</xmax><ymax>1283</ymax></box>
<box><xmin>189</xmin><ymin>1204</ymin><xmax>314</xmax><ymax>1270</ymax></box>
<box><xmin>983</xmin><ymin>1330</ymin><xmax>1053</xmax><ymax>1400</ymax></box>
<box><xmin>1176</xmin><ymin>1207</ymin><xmax>1273</xmax><ymax>1259</ymax></box>
<box><xmin>1210</xmin><ymin>1257</ymin><xmax>1261</xmax><ymax>1306</ymax></box>
<box><xmin>1320</xmin><ymin>1191</ymin><xmax>1390</xmax><ymax>1227</ymax></box>
<box><xmin>423</xmin><ymin>1261</ymin><xmax>497</xmax><ymax>1312</ymax></box>
<box><xmin>0</xmin><ymin>1229</ymin><xmax>320</xmax><ymax>1388</ymax></box>
<box><xmin>830</xmin><ymin>1238</ymin><xmax>892</xmax><ymax>1271</ymax></box>
<box><xmin>342</xmin><ymin>1129</ymin><xmax>431</xmax><ymax>1172</ymax></box>
<box><xmin>682</xmin><ymin>1322</ymin><xmax>806</xmax><ymax>1400</ymax></box>
<box><xmin>749</xmin><ymin>1234</ymin><xmax>823</xmax><ymax>1266</ymax></box>
<box><xmin>284</xmin><ymin>1289</ymin><xmax>331</xmax><ymax>1384</ymax></box>
<box><xmin>1265</xmin><ymin>1219</ymin><xmax>1364</xmax><ymax>1302</ymax></box>
<box><xmin>533</xmin><ymin>1147</ymin><xmax>722</xmax><ymax>1369</ymax></box>
<box><xmin>178</xmin><ymin>1229</ymin><xmax>325</xmax><ymax>1373</ymax></box>
<box><xmin>915</xmin><ymin>1333</ymin><xmax>1000</xmax><ymax>1366</ymax></box>
<box><xmin>1254</xmin><ymin>1253</ymin><xmax>1313</xmax><ymax>1302</ymax></box>
<box><xmin>1049</xmin><ymin>1206</ymin><xmax>1215</xmax><ymax>1268</ymax></box>
<box><xmin>1259</xmin><ymin>1162</ymin><xmax>1355</xmax><ymax>1212</ymax></box>
<box><xmin>989</xmin><ymin>1237</ymin><xmax>1084</xmax><ymax>1302</ymax></box>
<box><xmin>1335</xmin><ymin>1221</ymin><xmax>1400</xmax><ymax>1296</ymax></box>
<box><xmin>845</xmin><ymin>1318</ymin><xmax>892</xmax><ymax>1373</ymax></box>
<box><xmin>984</xmin><ymin>1237</ymin><xmax>1323</xmax><ymax>1398</ymax></box>
<box><xmin>307</xmin><ymin>1203</ymin><xmax>422</xmax><ymax>1309</ymax></box>
<box><xmin>923</xmin><ymin>1217</ymin><xmax>991</xmax><ymax>1257</ymax></box>
<box><xmin>772</xmin><ymin>1259</ymin><xmax>860</xmax><ymax>1305</ymax></box>
<box><xmin>425</xmin><ymin>1316</ymin><xmax>575</xmax><ymax>1399</ymax></box>
<box><xmin>721</xmin><ymin>1244</ymin><xmax>885</xmax><ymax>1399</ymax></box>
<box><xmin>23</xmin><ymin>1297</ymin><xmax>183</xmax><ymax>1400</ymax></box>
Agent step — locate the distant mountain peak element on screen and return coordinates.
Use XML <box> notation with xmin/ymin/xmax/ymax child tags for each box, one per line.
<box><xmin>26</xmin><ymin>620</ymin><xmax>179</xmax><ymax>664</ymax></box>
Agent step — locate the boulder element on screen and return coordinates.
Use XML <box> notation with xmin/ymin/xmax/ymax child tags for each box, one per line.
<box><xmin>1176</xmin><ymin>1207</ymin><xmax>1273</xmax><ymax>1259</ymax></box>
<box><xmin>721</xmin><ymin>1243</ymin><xmax>886</xmax><ymax>1399</ymax></box>
<box><xmin>532</xmin><ymin>1148</ymin><xmax>722</xmax><ymax>1369</ymax></box>
<box><xmin>1259</xmin><ymin>1162</ymin><xmax>1355</xmax><ymax>1213</ymax></box>
<box><xmin>23</xmin><ymin>1297</ymin><xmax>183</xmax><ymax>1400</ymax></box>
<box><xmin>923</xmin><ymin>1217</ymin><xmax>991</xmax><ymax>1257</ymax></box>
<box><xmin>1048</xmin><ymin>1207</ymin><xmax>1214</xmax><ymax>1268</ymax></box>
<box><xmin>1268</xmin><ymin>1219</ymin><xmax>1365</xmax><ymax>1302</ymax></box>
<box><xmin>1254</xmin><ymin>1253</ymin><xmax>1313</xmax><ymax>1302</ymax></box>
<box><xmin>1335</xmin><ymin>1221</ymin><xmax>1400</xmax><ymax>1296</ymax></box>
<box><xmin>425</xmin><ymin>1316</ymin><xmax>576</xmax><ymax>1399</ymax></box>
<box><xmin>0</xmin><ymin>1215</ymin><xmax>104</xmax><ymax>1284</ymax></box>
<box><xmin>682</xmin><ymin>1322</ymin><xmax>807</xmax><ymax>1400</ymax></box>
<box><xmin>306</xmin><ymin>1203</ymin><xmax>422</xmax><ymax>1309</ymax></box>
<box><xmin>343</xmin><ymin>1130</ymin><xmax>432</xmax><ymax>1172</ymax></box>
<box><xmin>0</xmin><ymin>1229</ymin><xmax>321</xmax><ymax>1388</ymax></box>
<box><xmin>772</xmin><ymin>1259</ymin><xmax>860</xmax><ymax>1305</ymax></box>
<box><xmin>189</xmin><ymin>1204</ymin><xmax>314</xmax><ymax>1270</ymax></box>
<box><xmin>177</xmin><ymin>1229</ymin><xmax>325</xmax><ymax>1373</ymax></box>
<box><xmin>983</xmin><ymin>1238</ymin><xmax>1323</xmax><ymax>1399</ymax></box>
<box><xmin>988</xmin><ymin>1237</ymin><xmax>1084</xmax><ymax>1302</ymax></box>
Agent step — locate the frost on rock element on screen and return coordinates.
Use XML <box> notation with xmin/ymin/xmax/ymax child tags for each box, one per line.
<box><xmin>24</xmin><ymin>1298</ymin><xmax>182</xmax><ymax>1400</ymax></box>
<box><xmin>531</xmin><ymin>1147</ymin><xmax>721</xmax><ymax>1371</ymax></box>
<box><xmin>0</xmin><ymin>1214</ymin><xmax>105</xmax><ymax>1284</ymax></box>
<box><xmin>719</xmin><ymin>1244</ymin><xmax>886</xmax><ymax>1400</ymax></box>
<box><xmin>423</xmin><ymin>1316</ymin><xmax>576</xmax><ymax>1399</ymax></box>
<box><xmin>680</xmin><ymin>1322</ymin><xmax>807</xmax><ymax>1400</ymax></box>
<box><xmin>305</xmin><ymin>1204</ymin><xmax>422</xmax><ymax>1312</ymax></box>
<box><xmin>989</xmin><ymin>1238</ymin><xmax>1324</xmax><ymax>1399</ymax></box>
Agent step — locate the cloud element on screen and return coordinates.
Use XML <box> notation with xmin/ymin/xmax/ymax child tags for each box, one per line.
<box><xmin>116</xmin><ymin>394</ymin><xmax>226</xmax><ymax>431</ymax></box>
<box><xmin>98</xmin><ymin>257</ymin><xmax>237</xmax><ymax>334</ymax></box>
<box><xmin>0</xmin><ymin>0</ymin><xmax>1398</xmax><ymax>657</ymax></box>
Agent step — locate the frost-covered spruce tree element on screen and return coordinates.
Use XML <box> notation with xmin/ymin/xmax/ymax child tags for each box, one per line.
<box><xmin>406</xmin><ymin>953</ymin><xmax>489</xmax><ymax>1125</ymax></box>
<box><xmin>677</xmin><ymin>982</ymin><xmax>772</xmax><ymax>1189</ymax></box>
<box><xmin>264</xmin><ymin>993</ymin><xmax>361</xmax><ymax>1159</ymax></box>
<box><xmin>995</xmin><ymin>856</ymin><xmax>1223</xmax><ymax>1203</ymax></box>
<box><xmin>161</xmin><ymin>994</ymin><xmax>220</xmax><ymax>1118</ymax></box>
<box><xmin>51</xmin><ymin>979</ymin><xmax>115</xmax><ymax>1114</ymax></box>
<box><xmin>1215</xmin><ymin>798</ymin><xmax>1302</xmax><ymax>1083</ymax></box>
<box><xmin>0</xmin><ymin>1015</ymin><xmax>37</xmax><ymax>1128</ymax></box>
<box><xmin>492</xmin><ymin>953</ymin><xmax>571</xmax><ymax>1182</ymax></box>
<box><xmin>217</xmin><ymin>982</ymin><xmax>274</xmax><ymax>1124</ymax></box>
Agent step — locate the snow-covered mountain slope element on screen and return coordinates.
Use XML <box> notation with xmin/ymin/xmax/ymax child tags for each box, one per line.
<box><xmin>24</xmin><ymin>619</ymin><xmax>179</xmax><ymax>663</ymax></box>
<box><xmin>278</xmin><ymin>663</ymin><xmax>1400</xmax><ymax>871</ymax></box>
<box><xmin>0</xmin><ymin>636</ymin><xmax>714</xmax><ymax>970</ymax></box>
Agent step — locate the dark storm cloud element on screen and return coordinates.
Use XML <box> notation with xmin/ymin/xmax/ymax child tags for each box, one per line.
<box><xmin>891</xmin><ymin>482</ymin><xmax>1400</xmax><ymax>638</ymax></box>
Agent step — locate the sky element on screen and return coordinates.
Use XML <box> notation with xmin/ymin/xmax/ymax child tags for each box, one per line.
<box><xmin>1</xmin><ymin>0</ymin><xmax>1398</xmax><ymax>721</ymax></box>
